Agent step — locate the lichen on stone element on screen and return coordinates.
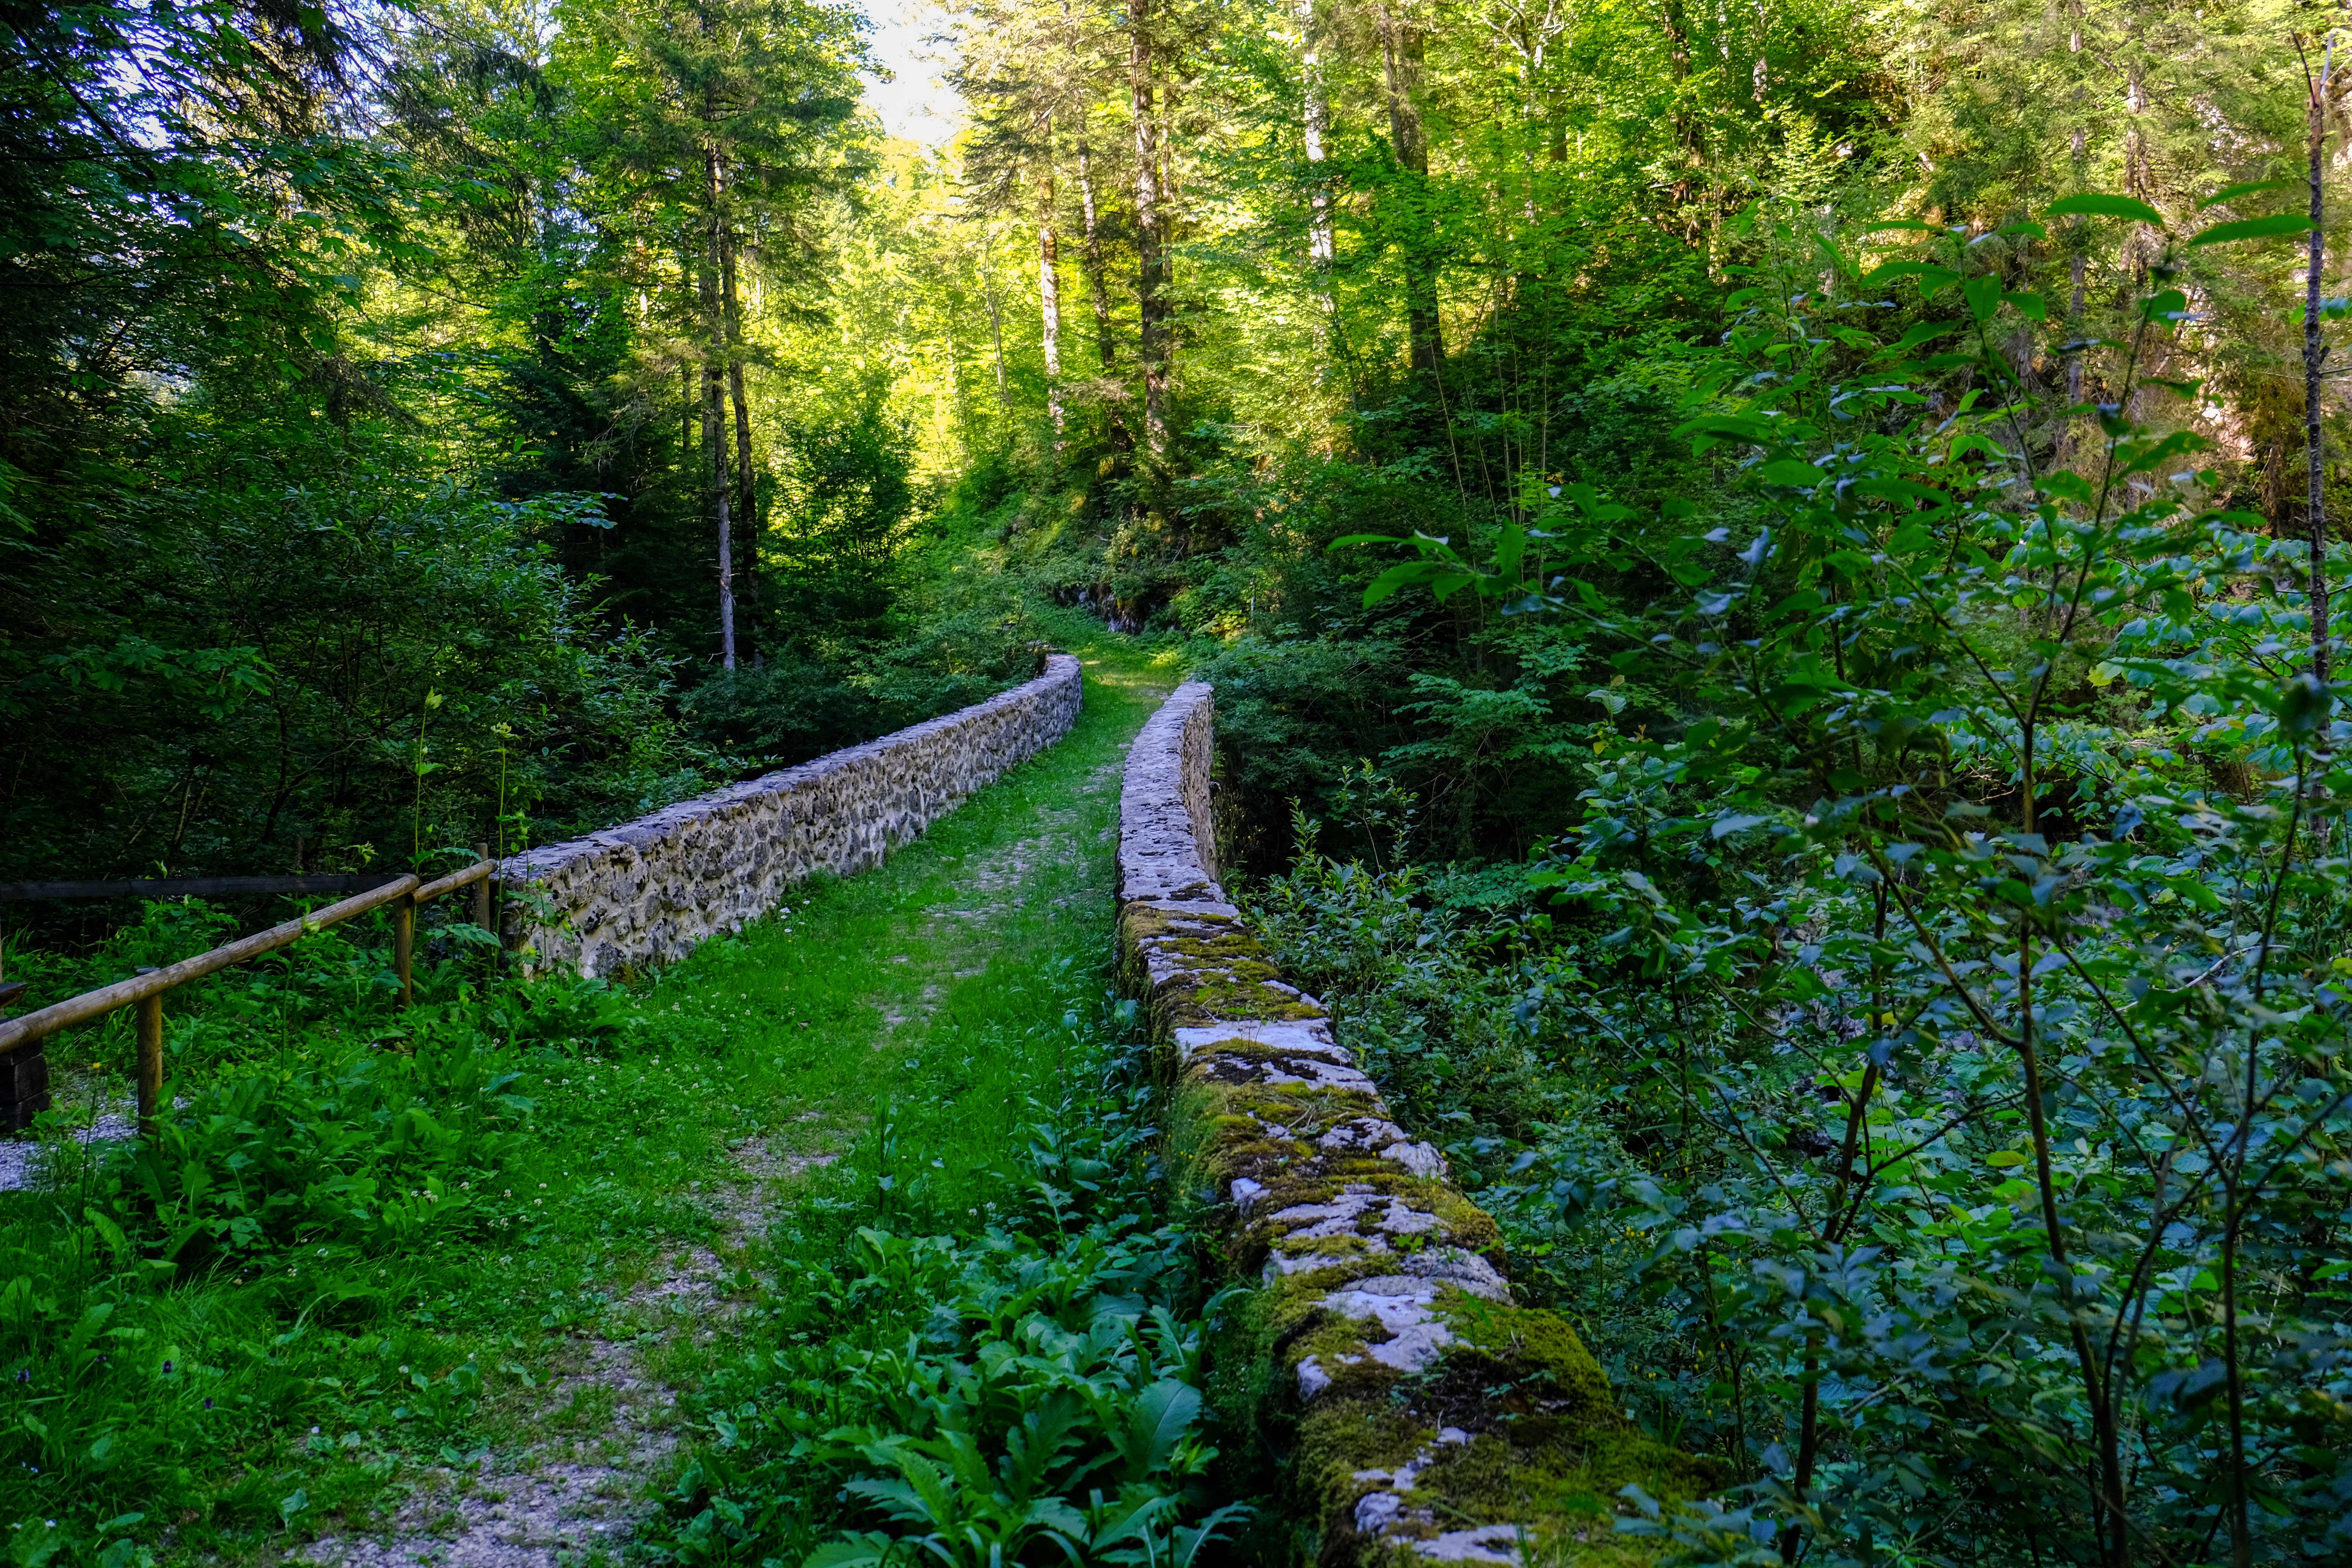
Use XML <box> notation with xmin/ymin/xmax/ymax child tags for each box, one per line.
<box><xmin>1116</xmin><ymin>681</ymin><xmax>1726</xmax><ymax>1566</ymax></box>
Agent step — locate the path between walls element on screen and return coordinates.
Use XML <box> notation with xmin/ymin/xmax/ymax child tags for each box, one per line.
<box><xmin>296</xmin><ymin>647</ymin><xmax>1177</xmax><ymax>1568</ymax></box>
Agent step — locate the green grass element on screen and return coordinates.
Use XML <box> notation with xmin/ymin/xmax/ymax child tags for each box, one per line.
<box><xmin>0</xmin><ymin>629</ymin><xmax>1188</xmax><ymax>1566</ymax></box>
<box><xmin>639</xmin><ymin>632</ymin><xmax>1179</xmax><ymax>1194</ymax></box>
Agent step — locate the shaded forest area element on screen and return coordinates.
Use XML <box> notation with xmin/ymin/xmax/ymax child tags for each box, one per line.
<box><xmin>1</xmin><ymin>0</ymin><xmax>1041</xmax><ymax>897</ymax></box>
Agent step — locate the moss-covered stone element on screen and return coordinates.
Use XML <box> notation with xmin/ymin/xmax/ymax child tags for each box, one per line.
<box><xmin>1166</xmin><ymin>974</ymin><xmax>1330</xmax><ymax>1025</ymax></box>
<box><xmin>1149</xmin><ymin>932</ymin><xmax>1271</xmax><ymax>965</ymax></box>
<box><xmin>1120</xmin><ymin>683</ymin><xmax>1731</xmax><ymax>1566</ymax></box>
<box><xmin>1117</xmin><ymin>903</ymin><xmax>1239</xmax><ymax>944</ymax></box>
<box><xmin>1433</xmin><ymin>1290</ymin><xmax>1615</xmax><ymax>1421</ymax></box>
<box><xmin>1294</xmin><ymin>1400</ymin><xmax>1432</xmax><ymax>1507</ymax></box>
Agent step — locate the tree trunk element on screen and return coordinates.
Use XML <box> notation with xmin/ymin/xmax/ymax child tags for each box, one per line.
<box><xmin>1063</xmin><ymin>0</ymin><xmax>1116</xmax><ymax>381</ymax></box>
<box><xmin>983</xmin><ymin>270</ymin><xmax>1009</xmax><ymax>411</ymax></box>
<box><xmin>721</xmin><ymin>222</ymin><xmax>756</xmax><ymax>661</ymax></box>
<box><xmin>2308</xmin><ymin>43</ymin><xmax>2334</xmax><ymax>691</ymax></box>
<box><xmin>1077</xmin><ymin>122</ymin><xmax>1114</xmax><ymax>373</ymax></box>
<box><xmin>1131</xmin><ymin>0</ymin><xmax>1170</xmax><ymax>455</ymax></box>
<box><xmin>1300</xmin><ymin>0</ymin><xmax>1334</xmax><ymax>271</ymax></box>
<box><xmin>1371</xmin><ymin>1</ymin><xmax>1441</xmax><ymax>378</ymax></box>
<box><xmin>701</xmin><ymin>145</ymin><xmax>735</xmax><ymax>671</ymax></box>
<box><xmin>1040</xmin><ymin>135</ymin><xmax>1064</xmax><ymax>437</ymax></box>
<box><xmin>1658</xmin><ymin>0</ymin><xmax>1696</xmax><ymax>206</ymax></box>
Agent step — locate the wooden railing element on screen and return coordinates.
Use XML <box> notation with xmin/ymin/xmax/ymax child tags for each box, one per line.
<box><xmin>0</xmin><ymin>852</ymin><xmax>498</xmax><ymax>1135</ymax></box>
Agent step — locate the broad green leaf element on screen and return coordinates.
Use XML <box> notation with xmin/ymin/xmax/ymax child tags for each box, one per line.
<box><xmin>2046</xmin><ymin>193</ymin><xmax>2164</xmax><ymax>224</ymax></box>
<box><xmin>2199</xmin><ymin>177</ymin><xmax>2302</xmax><ymax>209</ymax></box>
<box><xmin>2188</xmin><ymin>212</ymin><xmax>2316</xmax><ymax>247</ymax></box>
<box><xmin>1362</xmin><ymin>560</ymin><xmax>1444</xmax><ymax>606</ymax></box>
<box><xmin>1124</xmin><ymin>1379</ymin><xmax>1202</xmax><ymax>1475</ymax></box>
<box><xmin>1429</xmin><ymin>572</ymin><xmax>1478</xmax><ymax>602</ymax></box>
<box><xmin>1850</xmin><ymin>477</ymin><xmax>1951</xmax><ymax>506</ymax></box>
<box><xmin>1866</xmin><ymin>261</ymin><xmax>1961</xmax><ymax>293</ymax></box>
<box><xmin>1875</xmin><ymin>321</ymin><xmax>1957</xmax><ymax>357</ymax></box>
<box><xmin>1963</xmin><ymin>273</ymin><xmax>2001</xmax><ymax>322</ymax></box>
<box><xmin>1756</xmin><ymin>459</ymin><xmax>1825</xmax><ymax>486</ymax></box>
<box><xmin>1672</xmin><ymin>414</ymin><xmax>1776</xmax><ymax>442</ymax></box>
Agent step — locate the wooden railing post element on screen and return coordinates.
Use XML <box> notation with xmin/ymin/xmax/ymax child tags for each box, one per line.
<box><xmin>394</xmin><ymin>893</ymin><xmax>415</xmax><ymax>1008</ymax></box>
<box><xmin>472</xmin><ymin>844</ymin><xmax>491</xmax><ymax>931</ymax></box>
<box><xmin>135</xmin><ymin>969</ymin><xmax>162</xmax><ymax>1138</ymax></box>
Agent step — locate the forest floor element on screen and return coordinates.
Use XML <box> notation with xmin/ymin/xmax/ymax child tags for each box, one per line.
<box><xmin>290</xmin><ymin>636</ymin><xmax>1177</xmax><ymax>1568</ymax></box>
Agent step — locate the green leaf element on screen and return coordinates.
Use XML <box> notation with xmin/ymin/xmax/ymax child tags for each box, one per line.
<box><xmin>1362</xmin><ymin>561</ymin><xmax>1443</xmax><ymax>606</ymax></box>
<box><xmin>2046</xmin><ymin>193</ymin><xmax>2164</xmax><ymax>224</ymax></box>
<box><xmin>2188</xmin><ymin>213</ymin><xmax>2317</xmax><ymax>247</ymax></box>
<box><xmin>1850</xmin><ymin>476</ymin><xmax>1951</xmax><ymax>507</ymax></box>
<box><xmin>1125</xmin><ymin>1380</ymin><xmax>1202</xmax><ymax>1475</ymax></box>
<box><xmin>2276</xmin><ymin>673</ymin><xmax>2327</xmax><ymax>738</ymax></box>
<box><xmin>1428</xmin><ymin>572</ymin><xmax>1478</xmax><ymax>603</ymax></box>
<box><xmin>1984</xmin><ymin>1150</ymin><xmax>2028</xmax><ymax>1168</ymax></box>
<box><xmin>1327</xmin><ymin>533</ymin><xmax>1407</xmax><ymax>550</ymax></box>
<box><xmin>1875</xmin><ymin>321</ymin><xmax>1957</xmax><ymax>356</ymax></box>
<box><xmin>805</xmin><ymin>1531</ymin><xmax>899</xmax><ymax>1568</ymax></box>
<box><xmin>1756</xmin><ymin>459</ymin><xmax>1825</xmax><ymax>486</ymax></box>
<box><xmin>1672</xmin><ymin>414</ymin><xmax>1776</xmax><ymax>443</ymax></box>
<box><xmin>2002</xmin><ymin>290</ymin><xmax>2047</xmax><ymax>321</ymax></box>
<box><xmin>1963</xmin><ymin>273</ymin><xmax>2001</xmax><ymax>322</ymax></box>
<box><xmin>1494</xmin><ymin>521</ymin><xmax>1527</xmax><ymax>579</ymax></box>
<box><xmin>1866</xmin><ymin>261</ymin><xmax>1961</xmax><ymax>293</ymax></box>
<box><xmin>2199</xmin><ymin>177</ymin><xmax>2302</xmax><ymax>210</ymax></box>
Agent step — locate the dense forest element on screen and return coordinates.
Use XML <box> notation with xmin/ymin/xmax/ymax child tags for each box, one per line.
<box><xmin>6</xmin><ymin>0</ymin><xmax>2352</xmax><ymax>1564</ymax></box>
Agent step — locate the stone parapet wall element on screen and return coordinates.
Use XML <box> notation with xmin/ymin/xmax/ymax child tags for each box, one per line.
<box><xmin>504</xmin><ymin>653</ymin><xmax>1084</xmax><ymax>977</ymax></box>
<box><xmin>1115</xmin><ymin>683</ymin><xmax>1718</xmax><ymax>1565</ymax></box>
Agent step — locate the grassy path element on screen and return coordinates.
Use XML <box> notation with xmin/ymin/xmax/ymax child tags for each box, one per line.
<box><xmin>297</xmin><ymin>635</ymin><xmax>1178</xmax><ymax>1568</ymax></box>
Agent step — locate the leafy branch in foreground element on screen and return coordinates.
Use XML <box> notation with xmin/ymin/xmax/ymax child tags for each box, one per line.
<box><xmin>1340</xmin><ymin>197</ymin><xmax>2352</xmax><ymax>1567</ymax></box>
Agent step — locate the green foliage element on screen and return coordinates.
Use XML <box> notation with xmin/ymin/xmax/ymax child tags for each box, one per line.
<box><xmin>1272</xmin><ymin>205</ymin><xmax>2352</xmax><ymax>1565</ymax></box>
<box><xmin>1245</xmin><ymin>798</ymin><xmax>1548</xmax><ymax>1140</ymax></box>
<box><xmin>0</xmin><ymin>913</ymin><xmax>696</xmax><ymax>1565</ymax></box>
<box><xmin>4</xmin><ymin>454</ymin><xmax>717</xmax><ymax>881</ymax></box>
<box><xmin>647</xmin><ymin>1028</ymin><xmax>1243</xmax><ymax>1568</ymax></box>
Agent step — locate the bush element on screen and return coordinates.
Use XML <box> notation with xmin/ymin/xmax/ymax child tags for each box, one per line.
<box><xmin>1233</xmin><ymin>208</ymin><xmax>2352</xmax><ymax>1563</ymax></box>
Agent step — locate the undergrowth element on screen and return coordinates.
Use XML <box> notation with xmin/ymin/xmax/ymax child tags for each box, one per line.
<box><xmin>2</xmin><ymin>911</ymin><xmax>729</xmax><ymax>1566</ymax></box>
<box><xmin>1</xmin><ymin>631</ymin><xmax>1222</xmax><ymax>1568</ymax></box>
<box><xmin>644</xmin><ymin>986</ymin><xmax>1248</xmax><ymax>1568</ymax></box>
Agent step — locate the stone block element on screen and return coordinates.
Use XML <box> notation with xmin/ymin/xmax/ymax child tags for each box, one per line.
<box><xmin>500</xmin><ymin>654</ymin><xmax>1084</xmax><ymax>978</ymax></box>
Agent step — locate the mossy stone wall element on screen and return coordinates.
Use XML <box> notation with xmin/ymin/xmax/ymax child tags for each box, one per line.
<box><xmin>503</xmin><ymin>653</ymin><xmax>1085</xmax><ymax>977</ymax></box>
<box><xmin>1115</xmin><ymin>683</ymin><xmax>1723</xmax><ymax>1565</ymax></box>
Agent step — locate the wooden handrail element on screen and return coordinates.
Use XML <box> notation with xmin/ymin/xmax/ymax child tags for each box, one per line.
<box><xmin>0</xmin><ymin>873</ymin><xmax>423</xmax><ymax>1054</ymax></box>
<box><xmin>0</xmin><ymin>852</ymin><xmax>500</xmax><ymax>1135</ymax></box>
<box><xmin>413</xmin><ymin>859</ymin><xmax>494</xmax><ymax>904</ymax></box>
